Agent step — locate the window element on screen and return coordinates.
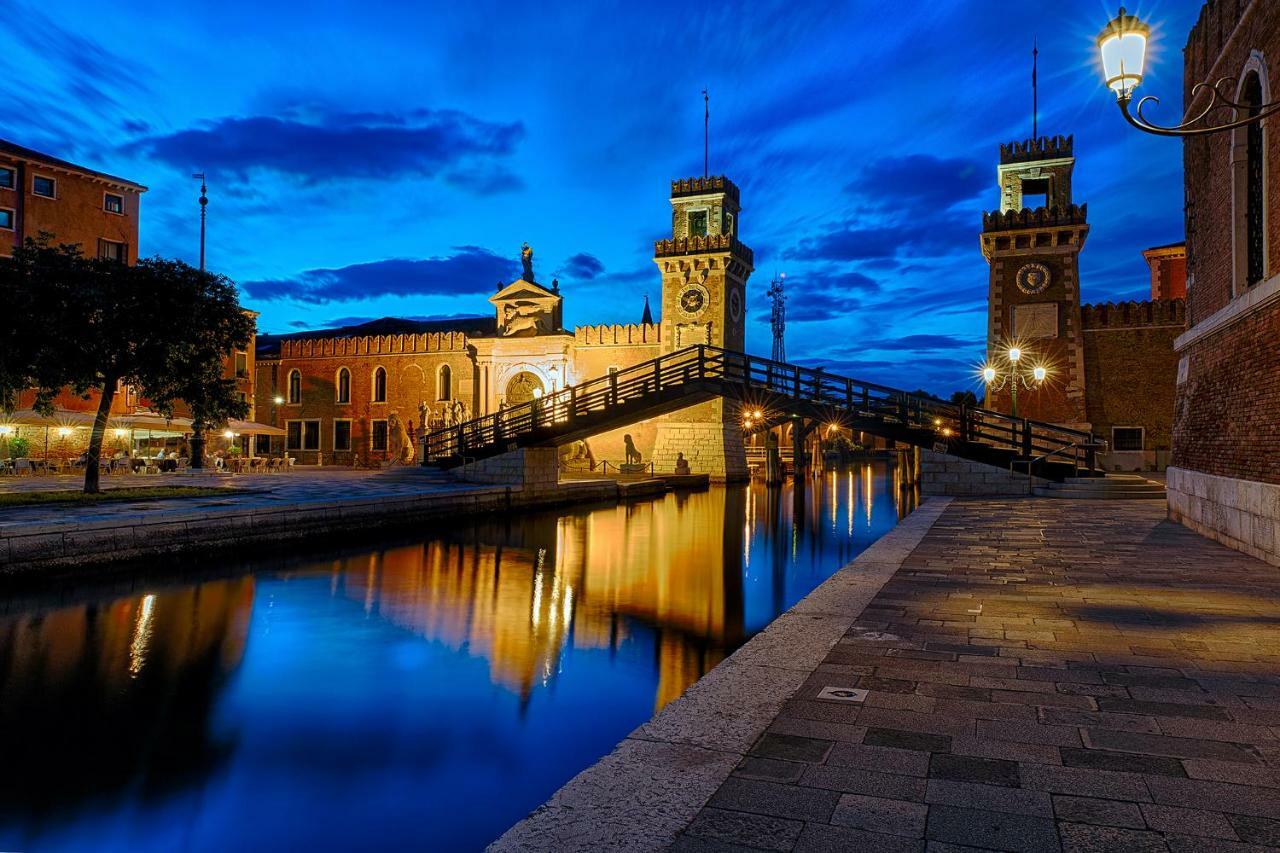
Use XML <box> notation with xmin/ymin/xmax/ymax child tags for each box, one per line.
<box><xmin>1020</xmin><ymin>177</ymin><xmax>1050</xmax><ymax>211</ymax></box>
<box><xmin>1232</xmin><ymin>68</ymin><xmax>1269</xmax><ymax>293</ymax></box>
<box><xmin>104</xmin><ymin>193</ymin><xmax>124</xmax><ymax>214</ymax></box>
<box><xmin>371</xmin><ymin>419</ymin><xmax>388</xmax><ymax>452</ymax></box>
<box><xmin>32</xmin><ymin>176</ymin><xmax>55</xmax><ymax>198</ymax></box>
<box><xmin>1244</xmin><ymin>73</ymin><xmax>1265</xmax><ymax>288</ymax></box>
<box><xmin>0</xmin><ymin>167</ymin><xmax>13</xmax><ymax>189</ymax></box>
<box><xmin>372</xmin><ymin>366</ymin><xmax>387</xmax><ymax>402</ymax></box>
<box><xmin>334</xmin><ymin>419</ymin><xmax>352</xmax><ymax>451</ymax></box>
<box><xmin>687</xmin><ymin>209</ymin><xmax>708</xmax><ymax>237</ymax></box>
<box><xmin>234</xmin><ymin>351</ymin><xmax>248</xmax><ymax>378</ymax></box>
<box><xmin>288</xmin><ymin>369</ymin><xmax>302</xmax><ymax>404</ymax></box>
<box><xmin>437</xmin><ymin>364</ymin><xmax>452</xmax><ymax>401</ymax></box>
<box><xmin>0</xmin><ymin>209</ymin><xmax>12</xmax><ymax>231</ymax></box>
<box><xmin>1112</xmin><ymin>427</ymin><xmax>1144</xmax><ymax>452</ymax></box>
<box><xmin>286</xmin><ymin>421</ymin><xmax>302</xmax><ymax>450</ymax></box>
<box><xmin>98</xmin><ymin>239</ymin><xmax>127</xmax><ymax>263</ymax></box>
<box><xmin>302</xmin><ymin>420</ymin><xmax>320</xmax><ymax>450</ymax></box>
<box><xmin>724</xmin><ymin>211</ymin><xmax>734</xmax><ymax>236</ymax></box>
<box><xmin>336</xmin><ymin>367</ymin><xmax>351</xmax><ymax>403</ymax></box>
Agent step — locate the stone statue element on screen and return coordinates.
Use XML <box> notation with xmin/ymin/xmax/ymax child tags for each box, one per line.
<box><xmin>387</xmin><ymin>411</ymin><xmax>405</xmax><ymax>464</ymax></box>
<box><xmin>624</xmin><ymin>434</ymin><xmax>642</xmax><ymax>465</ymax></box>
<box><xmin>502</xmin><ymin>302</ymin><xmax>547</xmax><ymax>337</ymax></box>
<box><xmin>674</xmin><ymin>452</ymin><xmax>691</xmax><ymax>476</ymax></box>
<box><xmin>417</xmin><ymin>400</ymin><xmax>429</xmax><ymax>434</ymax></box>
<box><xmin>452</xmin><ymin>401</ymin><xmax>466</xmax><ymax>424</ymax></box>
<box><xmin>521</xmin><ymin>242</ymin><xmax>534</xmax><ymax>281</ymax></box>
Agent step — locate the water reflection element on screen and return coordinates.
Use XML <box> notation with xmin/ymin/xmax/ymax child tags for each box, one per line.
<box><xmin>0</xmin><ymin>463</ymin><xmax>913</xmax><ymax>852</ymax></box>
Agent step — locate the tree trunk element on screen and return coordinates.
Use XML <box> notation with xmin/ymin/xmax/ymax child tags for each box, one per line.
<box><xmin>83</xmin><ymin>380</ymin><xmax>117</xmax><ymax>494</ymax></box>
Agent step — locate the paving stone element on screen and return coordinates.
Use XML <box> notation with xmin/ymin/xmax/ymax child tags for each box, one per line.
<box><xmin>749</xmin><ymin>734</ymin><xmax>833</xmax><ymax>764</ymax></box>
<box><xmin>1039</xmin><ymin>708</ymin><xmax>1161</xmax><ymax>734</ymax></box>
<box><xmin>1018</xmin><ymin>763</ymin><xmax>1154</xmax><ymax>801</ymax></box>
<box><xmin>864</xmin><ymin>727</ymin><xmax>953</xmax><ymax>754</ymax></box>
<box><xmin>826</xmin><ymin>742</ymin><xmax>931</xmax><ymax>777</ymax></box>
<box><xmin>1082</xmin><ymin>729</ymin><xmax>1263</xmax><ymax>763</ymax></box>
<box><xmin>794</xmin><ymin>822</ymin><xmax>925</xmax><ymax>853</ymax></box>
<box><xmin>766</xmin><ymin>716</ymin><xmax>867</xmax><ymax>744</ymax></box>
<box><xmin>682</xmin><ymin>808</ymin><xmax>804</xmax><ymax>851</ymax></box>
<box><xmin>1144</xmin><ymin>776</ymin><xmax>1280</xmax><ymax>818</ymax></box>
<box><xmin>1097</xmin><ymin>698</ymin><xmax>1235</xmax><ymax>720</ymax></box>
<box><xmin>1056</xmin><ymin>822</ymin><xmax>1170</xmax><ymax>852</ymax></box>
<box><xmin>1162</xmin><ymin>835</ymin><xmax>1278</xmax><ymax>853</ymax></box>
<box><xmin>929</xmin><ymin>754</ymin><xmax>1021</xmax><ymax>787</ymax></box>
<box><xmin>949</xmin><ymin>735</ymin><xmax>1062</xmax><ymax>766</ymax></box>
<box><xmin>1180</xmin><ymin>758</ymin><xmax>1280</xmax><ymax>788</ymax></box>
<box><xmin>830</xmin><ymin>793</ymin><xmax>928</xmax><ymax>838</ymax></box>
<box><xmin>1051</xmin><ymin>795</ymin><xmax>1146</xmax><ymax>829</ymax></box>
<box><xmin>1228</xmin><ymin>814</ymin><xmax>1280</xmax><ymax>846</ymax></box>
<box><xmin>799</xmin><ymin>765</ymin><xmax>928</xmax><ymax>801</ymax></box>
<box><xmin>670</xmin><ymin>835</ymin><xmax>780</xmax><ymax>853</ymax></box>
<box><xmin>707</xmin><ymin>778</ymin><xmax>839</xmax><ymax>823</ymax></box>
<box><xmin>925</xmin><ymin>805</ymin><xmax>1061</xmax><ymax>852</ymax></box>
<box><xmin>733</xmin><ymin>756</ymin><xmax>807</xmax><ymax>784</ymax></box>
<box><xmin>925</xmin><ymin>779</ymin><xmax>1053</xmax><ymax>818</ymax></box>
<box><xmin>1139</xmin><ymin>804</ymin><xmax>1240</xmax><ymax>839</ymax></box>
<box><xmin>976</xmin><ymin>719</ymin><xmax>1083</xmax><ymax>748</ymax></box>
<box><xmin>1059</xmin><ymin>747</ymin><xmax>1187</xmax><ymax>777</ymax></box>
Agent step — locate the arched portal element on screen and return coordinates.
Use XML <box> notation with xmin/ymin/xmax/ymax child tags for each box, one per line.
<box><xmin>505</xmin><ymin>371</ymin><xmax>544</xmax><ymax>406</ymax></box>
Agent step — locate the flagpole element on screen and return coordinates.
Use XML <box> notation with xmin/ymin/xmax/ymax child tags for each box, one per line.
<box><xmin>1032</xmin><ymin>38</ymin><xmax>1038</xmax><ymax>140</ymax></box>
<box><xmin>702</xmin><ymin>87</ymin><xmax>709</xmax><ymax>178</ymax></box>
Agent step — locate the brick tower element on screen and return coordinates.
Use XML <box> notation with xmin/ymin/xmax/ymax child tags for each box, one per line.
<box><xmin>650</xmin><ymin>176</ymin><xmax>754</xmax><ymax>481</ymax></box>
<box><xmin>981</xmin><ymin>136</ymin><xmax>1090</xmax><ymax>427</ymax></box>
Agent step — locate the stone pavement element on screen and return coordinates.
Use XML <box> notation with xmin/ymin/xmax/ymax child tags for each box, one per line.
<box><xmin>671</xmin><ymin>499</ymin><xmax>1280</xmax><ymax>853</ymax></box>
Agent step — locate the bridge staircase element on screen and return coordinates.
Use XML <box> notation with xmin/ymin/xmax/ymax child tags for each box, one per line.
<box><xmin>421</xmin><ymin>346</ymin><xmax>1105</xmax><ymax>482</ymax></box>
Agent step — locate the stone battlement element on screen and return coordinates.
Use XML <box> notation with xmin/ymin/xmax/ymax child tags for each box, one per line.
<box><xmin>279</xmin><ymin>331</ymin><xmax>471</xmax><ymax>359</ymax></box>
<box><xmin>1080</xmin><ymin>298</ymin><xmax>1187</xmax><ymax>330</ymax></box>
<box><xmin>573</xmin><ymin>322</ymin><xmax>661</xmax><ymax>347</ymax></box>
<box><xmin>654</xmin><ymin>234</ymin><xmax>754</xmax><ymax>265</ymax></box>
<box><xmin>670</xmin><ymin>175</ymin><xmax>740</xmax><ymax>201</ymax></box>
<box><xmin>999</xmin><ymin>135</ymin><xmax>1074</xmax><ymax>164</ymax></box>
<box><xmin>983</xmin><ymin>203</ymin><xmax>1088</xmax><ymax>232</ymax></box>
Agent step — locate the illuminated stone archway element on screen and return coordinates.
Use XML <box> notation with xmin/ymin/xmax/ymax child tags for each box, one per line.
<box><xmin>505</xmin><ymin>371</ymin><xmax>545</xmax><ymax>406</ymax></box>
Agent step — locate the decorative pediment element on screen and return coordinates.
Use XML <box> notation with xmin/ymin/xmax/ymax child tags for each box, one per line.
<box><xmin>489</xmin><ymin>278</ymin><xmax>563</xmax><ymax>337</ymax></box>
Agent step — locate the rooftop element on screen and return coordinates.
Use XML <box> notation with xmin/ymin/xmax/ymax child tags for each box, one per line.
<box><xmin>257</xmin><ymin>315</ymin><xmax>498</xmax><ymax>358</ymax></box>
<box><xmin>0</xmin><ymin>138</ymin><xmax>148</xmax><ymax>192</ymax></box>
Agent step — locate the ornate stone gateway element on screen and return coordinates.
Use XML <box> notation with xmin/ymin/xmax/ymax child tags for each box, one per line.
<box><xmin>505</xmin><ymin>371</ymin><xmax>544</xmax><ymax>406</ymax></box>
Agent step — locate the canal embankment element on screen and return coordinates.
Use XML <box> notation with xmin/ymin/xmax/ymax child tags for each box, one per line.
<box><xmin>489</xmin><ymin>496</ymin><xmax>953</xmax><ymax>852</ymax></box>
<box><xmin>0</xmin><ymin>468</ymin><xmax>704</xmax><ymax>575</ymax></box>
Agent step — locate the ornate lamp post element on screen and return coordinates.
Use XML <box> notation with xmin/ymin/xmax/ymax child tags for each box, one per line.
<box><xmin>981</xmin><ymin>346</ymin><xmax>1047</xmax><ymax>420</ymax></box>
<box><xmin>1097</xmin><ymin>6</ymin><xmax>1280</xmax><ymax>136</ymax></box>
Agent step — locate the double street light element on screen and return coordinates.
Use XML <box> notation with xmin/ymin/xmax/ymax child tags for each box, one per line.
<box><xmin>981</xmin><ymin>346</ymin><xmax>1047</xmax><ymax>420</ymax></box>
<box><xmin>1097</xmin><ymin>6</ymin><xmax>1280</xmax><ymax>136</ymax></box>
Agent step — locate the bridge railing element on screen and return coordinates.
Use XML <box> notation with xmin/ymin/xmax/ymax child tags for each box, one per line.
<box><xmin>423</xmin><ymin>345</ymin><xmax>1100</xmax><ymax>467</ymax></box>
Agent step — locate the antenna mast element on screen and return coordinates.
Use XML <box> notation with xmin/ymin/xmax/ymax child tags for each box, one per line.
<box><xmin>769</xmin><ymin>273</ymin><xmax>787</xmax><ymax>362</ymax></box>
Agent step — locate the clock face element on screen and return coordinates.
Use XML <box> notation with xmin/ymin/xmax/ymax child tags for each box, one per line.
<box><xmin>679</xmin><ymin>284</ymin><xmax>708</xmax><ymax>317</ymax></box>
<box><xmin>728</xmin><ymin>288</ymin><xmax>743</xmax><ymax>323</ymax></box>
<box><xmin>1016</xmin><ymin>262</ymin><xmax>1052</xmax><ymax>295</ymax></box>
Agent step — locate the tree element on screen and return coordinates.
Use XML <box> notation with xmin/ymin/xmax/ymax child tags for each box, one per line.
<box><xmin>0</xmin><ymin>237</ymin><xmax>253</xmax><ymax>493</ymax></box>
<box><xmin>950</xmin><ymin>389</ymin><xmax>978</xmax><ymax>408</ymax></box>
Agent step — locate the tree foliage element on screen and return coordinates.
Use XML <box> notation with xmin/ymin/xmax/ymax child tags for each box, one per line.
<box><xmin>0</xmin><ymin>236</ymin><xmax>253</xmax><ymax>492</ymax></box>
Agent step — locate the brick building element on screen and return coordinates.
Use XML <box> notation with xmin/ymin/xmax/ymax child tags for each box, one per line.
<box><xmin>983</xmin><ymin>135</ymin><xmax>1186</xmax><ymax>471</ymax></box>
<box><xmin>256</xmin><ymin>176</ymin><xmax>752</xmax><ymax>477</ymax></box>
<box><xmin>1168</xmin><ymin>0</ymin><xmax>1280</xmax><ymax>565</ymax></box>
<box><xmin>0</xmin><ymin>138</ymin><xmax>144</xmax><ymax>263</ymax></box>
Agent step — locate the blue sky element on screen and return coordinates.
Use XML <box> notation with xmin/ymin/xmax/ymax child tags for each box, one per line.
<box><xmin>1</xmin><ymin>0</ymin><xmax>1202</xmax><ymax>394</ymax></box>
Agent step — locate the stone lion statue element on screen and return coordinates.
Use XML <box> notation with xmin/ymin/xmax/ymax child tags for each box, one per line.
<box><xmin>623</xmin><ymin>434</ymin><xmax>642</xmax><ymax>466</ymax></box>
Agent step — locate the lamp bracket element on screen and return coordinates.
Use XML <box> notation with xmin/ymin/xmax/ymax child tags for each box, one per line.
<box><xmin>1121</xmin><ymin>76</ymin><xmax>1280</xmax><ymax>137</ymax></box>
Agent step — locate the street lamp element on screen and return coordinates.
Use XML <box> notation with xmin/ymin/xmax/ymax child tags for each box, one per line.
<box><xmin>981</xmin><ymin>346</ymin><xmax>1049</xmax><ymax>420</ymax></box>
<box><xmin>1097</xmin><ymin>6</ymin><xmax>1280</xmax><ymax>136</ymax></box>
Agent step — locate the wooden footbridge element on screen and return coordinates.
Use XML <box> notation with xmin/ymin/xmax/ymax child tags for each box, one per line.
<box><xmin>421</xmin><ymin>345</ymin><xmax>1103</xmax><ymax>481</ymax></box>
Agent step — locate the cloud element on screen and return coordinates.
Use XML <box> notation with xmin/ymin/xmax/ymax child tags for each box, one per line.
<box><xmin>241</xmin><ymin>247</ymin><xmax>517</xmax><ymax>304</ymax></box>
<box><xmin>859</xmin><ymin>334</ymin><xmax>978</xmax><ymax>352</ymax></box>
<box><xmin>123</xmin><ymin>108</ymin><xmax>523</xmax><ymax>187</ymax></box>
<box><xmin>784</xmin><ymin>212</ymin><xmax>972</xmax><ymax>263</ymax></box>
<box><xmin>557</xmin><ymin>252</ymin><xmax>606</xmax><ymax>281</ymax></box>
<box><xmin>845</xmin><ymin>154</ymin><xmax>987</xmax><ymax>209</ymax></box>
<box><xmin>759</xmin><ymin>269</ymin><xmax>880</xmax><ymax>323</ymax></box>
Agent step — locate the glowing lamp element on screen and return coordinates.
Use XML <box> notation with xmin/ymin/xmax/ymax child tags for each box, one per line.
<box><xmin>57</xmin><ymin>427</ymin><xmax>72</xmax><ymax>437</ymax></box>
<box><xmin>0</xmin><ymin>426</ymin><xmax>12</xmax><ymax>436</ymax></box>
<box><xmin>1033</xmin><ymin>366</ymin><xmax>1047</xmax><ymax>382</ymax></box>
<box><xmin>113</xmin><ymin>428</ymin><xmax>127</xmax><ymax>438</ymax></box>
<box><xmin>753</xmin><ymin>409</ymin><xmax>763</xmax><ymax>419</ymax></box>
<box><xmin>982</xmin><ymin>367</ymin><xmax>997</xmax><ymax>384</ymax></box>
<box><xmin>1097</xmin><ymin>7</ymin><xmax>1149</xmax><ymax>100</ymax></box>
<box><xmin>223</xmin><ymin>430</ymin><xmax>235</xmax><ymax>439</ymax></box>
<box><xmin>531</xmin><ymin>388</ymin><xmax>543</xmax><ymax>399</ymax></box>
<box><xmin>273</xmin><ymin>395</ymin><xmax>284</xmax><ymax>405</ymax></box>
<box><xmin>1007</xmin><ymin>347</ymin><xmax>1022</xmax><ymax>363</ymax></box>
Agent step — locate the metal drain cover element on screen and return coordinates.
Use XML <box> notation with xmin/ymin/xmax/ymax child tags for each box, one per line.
<box><xmin>816</xmin><ymin>686</ymin><xmax>868</xmax><ymax>703</ymax></box>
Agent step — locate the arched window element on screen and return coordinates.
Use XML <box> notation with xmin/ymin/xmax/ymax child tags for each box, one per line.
<box><xmin>373</xmin><ymin>366</ymin><xmax>387</xmax><ymax>403</ymax></box>
<box><xmin>1233</xmin><ymin>62</ymin><xmax>1270</xmax><ymax>293</ymax></box>
<box><xmin>288</xmin><ymin>369</ymin><xmax>301</xmax><ymax>404</ymax></box>
<box><xmin>438</xmin><ymin>364</ymin><xmax>452</xmax><ymax>401</ymax></box>
<box><xmin>336</xmin><ymin>367</ymin><xmax>351</xmax><ymax>403</ymax></box>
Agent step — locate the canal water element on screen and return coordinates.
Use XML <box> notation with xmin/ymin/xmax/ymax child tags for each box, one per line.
<box><xmin>0</xmin><ymin>462</ymin><xmax>914</xmax><ymax>852</ymax></box>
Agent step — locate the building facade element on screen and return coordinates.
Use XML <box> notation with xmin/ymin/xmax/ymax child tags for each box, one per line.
<box><xmin>1168</xmin><ymin>0</ymin><xmax>1280</xmax><ymax>564</ymax></box>
<box><xmin>256</xmin><ymin>176</ymin><xmax>752</xmax><ymax>477</ymax></box>
<box><xmin>0</xmin><ymin>139</ymin><xmax>144</xmax><ymax>263</ymax></box>
<box><xmin>983</xmin><ymin>135</ymin><xmax>1186</xmax><ymax>471</ymax></box>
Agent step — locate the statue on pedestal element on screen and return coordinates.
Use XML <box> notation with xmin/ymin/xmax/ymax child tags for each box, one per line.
<box><xmin>620</xmin><ymin>433</ymin><xmax>646</xmax><ymax>474</ymax></box>
<box><xmin>521</xmin><ymin>242</ymin><xmax>535</xmax><ymax>282</ymax></box>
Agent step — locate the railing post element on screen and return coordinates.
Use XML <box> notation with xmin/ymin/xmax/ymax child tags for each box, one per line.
<box><xmin>845</xmin><ymin>378</ymin><xmax>853</xmax><ymax>408</ymax></box>
<box><xmin>610</xmin><ymin>371</ymin><xmax>618</xmax><ymax>407</ymax></box>
<box><xmin>959</xmin><ymin>403</ymin><xmax>969</xmax><ymax>441</ymax></box>
<box><xmin>793</xmin><ymin>366</ymin><xmax>801</xmax><ymax>398</ymax></box>
<box><xmin>568</xmin><ymin>386</ymin><xmax>577</xmax><ymax>420</ymax></box>
<box><xmin>1022</xmin><ymin>419</ymin><xmax>1032</xmax><ymax>456</ymax></box>
<box><xmin>654</xmin><ymin>358</ymin><xmax>661</xmax><ymax>393</ymax></box>
<box><xmin>698</xmin><ymin>344</ymin><xmax>706</xmax><ymax>377</ymax></box>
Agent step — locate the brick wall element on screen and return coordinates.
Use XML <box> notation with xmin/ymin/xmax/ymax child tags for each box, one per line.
<box><xmin>1081</xmin><ymin>300</ymin><xmax>1184</xmax><ymax>469</ymax></box>
<box><xmin>570</xmin><ymin>325</ymin><xmax>661</xmax><ymax>461</ymax></box>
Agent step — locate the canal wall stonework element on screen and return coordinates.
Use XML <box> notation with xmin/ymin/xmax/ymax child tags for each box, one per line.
<box><xmin>1167</xmin><ymin>466</ymin><xmax>1280</xmax><ymax>567</ymax></box>
<box><xmin>920</xmin><ymin>450</ymin><xmax>1045</xmax><ymax>497</ymax></box>
<box><xmin>451</xmin><ymin>447</ymin><xmax>561</xmax><ymax>491</ymax></box>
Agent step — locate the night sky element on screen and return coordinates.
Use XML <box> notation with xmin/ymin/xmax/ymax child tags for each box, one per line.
<box><xmin>2</xmin><ymin>0</ymin><xmax>1203</xmax><ymax>395</ymax></box>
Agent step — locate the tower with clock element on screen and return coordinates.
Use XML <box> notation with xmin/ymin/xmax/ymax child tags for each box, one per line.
<box><xmin>981</xmin><ymin>135</ymin><xmax>1090</xmax><ymax>427</ymax></box>
<box><xmin>650</xmin><ymin>175</ymin><xmax>754</xmax><ymax>480</ymax></box>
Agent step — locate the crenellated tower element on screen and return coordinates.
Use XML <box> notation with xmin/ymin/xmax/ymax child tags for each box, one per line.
<box><xmin>982</xmin><ymin>135</ymin><xmax>1090</xmax><ymax>427</ymax></box>
<box><xmin>650</xmin><ymin>175</ymin><xmax>754</xmax><ymax>480</ymax></box>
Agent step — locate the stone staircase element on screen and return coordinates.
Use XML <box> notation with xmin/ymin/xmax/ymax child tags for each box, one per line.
<box><xmin>1033</xmin><ymin>474</ymin><xmax>1166</xmax><ymax>500</ymax></box>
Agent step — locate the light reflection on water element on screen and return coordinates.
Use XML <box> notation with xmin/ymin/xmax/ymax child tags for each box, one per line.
<box><xmin>0</xmin><ymin>462</ymin><xmax>913</xmax><ymax>852</ymax></box>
